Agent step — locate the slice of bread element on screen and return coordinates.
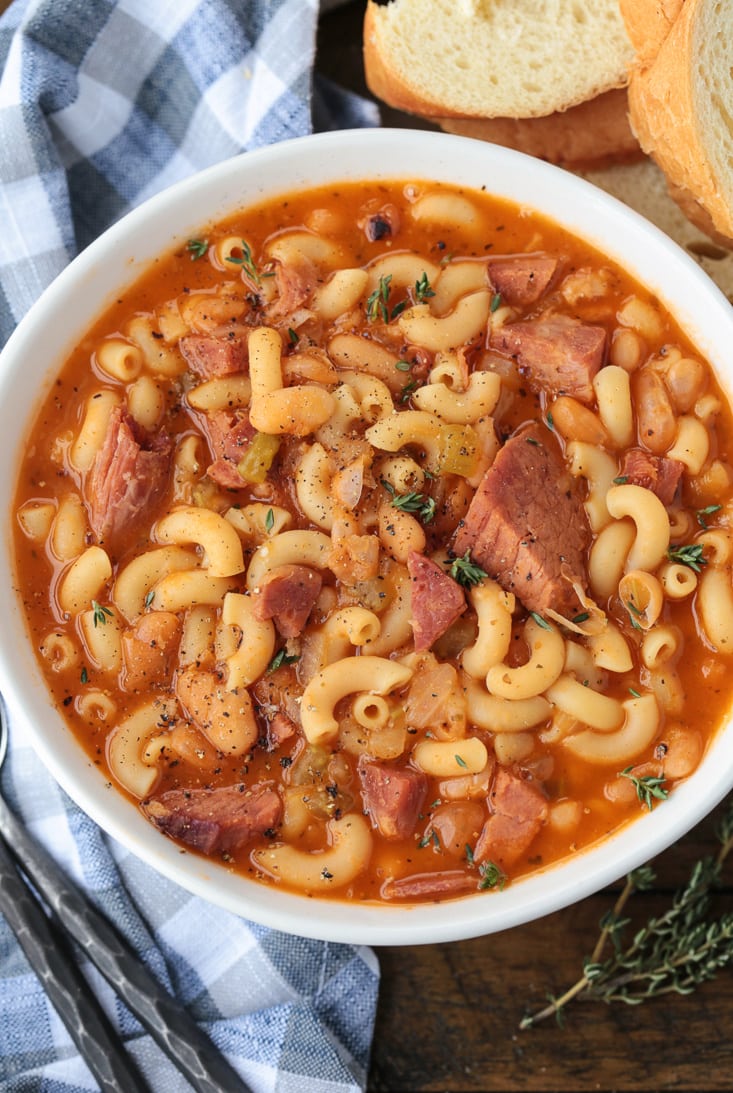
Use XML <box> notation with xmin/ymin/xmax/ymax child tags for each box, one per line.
<box><xmin>624</xmin><ymin>0</ymin><xmax>733</xmax><ymax>245</ymax></box>
<box><xmin>363</xmin><ymin>0</ymin><xmax>634</xmax><ymax>120</ymax></box>
<box><xmin>433</xmin><ymin>89</ymin><xmax>641</xmax><ymax>168</ymax></box>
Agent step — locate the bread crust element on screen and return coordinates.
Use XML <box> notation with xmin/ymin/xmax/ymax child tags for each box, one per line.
<box><xmin>625</xmin><ymin>0</ymin><xmax>733</xmax><ymax>244</ymax></box>
<box><xmin>434</xmin><ymin>90</ymin><xmax>641</xmax><ymax>169</ymax></box>
<box><xmin>363</xmin><ymin>2</ymin><xmax>453</xmax><ymax>118</ymax></box>
<box><xmin>619</xmin><ymin>0</ymin><xmax>684</xmax><ymax>66</ymax></box>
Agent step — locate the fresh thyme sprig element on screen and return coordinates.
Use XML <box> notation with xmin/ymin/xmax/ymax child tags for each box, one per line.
<box><xmin>478</xmin><ymin>860</ymin><xmax>507</xmax><ymax>890</ymax></box>
<box><xmin>666</xmin><ymin>542</ymin><xmax>708</xmax><ymax>572</ymax></box>
<box><xmin>619</xmin><ymin>767</ymin><xmax>670</xmax><ymax>810</ymax></box>
<box><xmin>381</xmin><ymin>479</ymin><xmax>436</xmax><ymax>524</ymax></box>
<box><xmin>91</xmin><ymin>600</ymin><xmax>113</xmax><ymax>627</ymax></box>
<box><xmin>520</xmin><ymin>796</ymin><xmax>733</xmax><ymax>1028</ymax></box>
<box><xmin>697</xmin><ymin>504</ymin><xmax>722</xmax><ymax>529</ymax></box>
<box><xmin>366</xmin><ymin>274</ymin><xmax>406</xmax><ymax>323</ymax></box>
<box><xmin>225</xmin><ymin>240</ymin><xmax>273</xmax><ymax>287</ymax></box>
<box><xmin>186</xmin><ymin>238</ymin><xmax>208</xmax><ymax>260</ymax></box>
<box><xmin>414</xmin><ymin>271</ymin><xmax>435</xmax><ymax>302</ymax></box>
<box><xmin>447</xmin><ymin>550</ymin><xmax>488</xmax><ymax>588</ymax></box>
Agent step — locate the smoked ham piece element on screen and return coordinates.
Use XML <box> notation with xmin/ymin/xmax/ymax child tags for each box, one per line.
<box><xmin>359</xmin><ymin>761</ymin><xmax>427</xmax><ymax>840</ymax></box>
<box><xmin>86</xmin><ymin>407</ymin><xmax>171</xmax><ymax>545</ymax></box>
<box><xmin>490</xmin><ymin>314</ymin><xmax>606</xmax><ymax>404</ymax></box>
<box><xmin>487</xmin><ymin>255</ymin><xmax>559</xmax><ymax>308</ymax></box>
<box><xmin>407</xmin><ymin>550</ymin><xmax>466</xmax><ymax>651</ymax></box>
<box><xmin>251</xmin><ymin>564</ymin><xmax>323</xmax><ymax>638</ymax></box>
<box><xmin>381</xmin><ymin>871</ymin><xmax>477</xmax><ymax>900</ymax></box>
<box><xmin>619</xmin><ymin>448</ymin><xmax>684</xmax><ymax>506</ymax></box>
<box><xmin>143</xmin><ymin>783</ymin><xmax>281</xmax><ymax>854</ymax></box>
<box><xmin>452</xmin><ymin>422</ymin><xmax>591</xmax><ymax>619</ymax></box>
<box><xmin>197</xmin><ymin>407</ymin><xmax>256</xmax><ymax>489</ymax></box>
<box><xmin>179</xmin><ymin>334</ymin><xmax>247</xmax><ymax>378</ymax></box>
<box><xmin>474</xmin><ymin>768</ymin><xmax>548</xmax><ymax>868</ymax></box>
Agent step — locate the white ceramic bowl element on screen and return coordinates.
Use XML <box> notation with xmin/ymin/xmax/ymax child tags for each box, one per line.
<box><xmin>2</xmin><ymin>129</ymin><xmax>733</xmax><ymax>945</ymax></box>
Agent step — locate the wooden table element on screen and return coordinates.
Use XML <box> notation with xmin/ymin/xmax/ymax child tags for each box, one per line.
<box><xmin>316</xmin><ymin>5</ymin><xmax>733</xmax><ymax>1090</ymax></box>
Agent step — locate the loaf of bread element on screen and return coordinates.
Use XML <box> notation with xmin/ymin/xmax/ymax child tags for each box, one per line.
<box><xmin>433</xmin><ymin>89</ymin><xmax>640</xmax><ymax>169</ymax></box>
<box><xmin>363</xmin><ymin>0</ymin><xmax>634</xmax><ymax>120</ymax></box>
<box><xmin>623</xmin><ymin>0</ymin><xmax>733</xmax><ymax>245</ymax></box>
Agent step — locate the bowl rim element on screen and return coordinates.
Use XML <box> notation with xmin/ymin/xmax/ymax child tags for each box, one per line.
<box><xmin>2</xmin><ymin>126</ymin><xmax>733</xmax><ymax>946</ymax></box>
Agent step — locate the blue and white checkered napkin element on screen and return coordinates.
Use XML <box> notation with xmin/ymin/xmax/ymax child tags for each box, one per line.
<box><xmin>0</xmin><ymin>1</ymin><xmax>380</xmax><ymax>1089</ymax></box>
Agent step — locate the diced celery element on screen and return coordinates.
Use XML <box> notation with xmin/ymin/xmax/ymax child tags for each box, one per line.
<box><xmin>237</xmin><ymin>432</ymin><xmax>281</xmax><ymax>484</ymax></box>
<box><xmin>439</xmin><ymin>424</ymin><xmax>480</xmax><ymax>477</ymax></box>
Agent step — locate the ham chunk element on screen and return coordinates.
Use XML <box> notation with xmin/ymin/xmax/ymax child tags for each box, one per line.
<box><xmin>619</xmin><ymin>448</ymin><xmax>684</xmax><ymax>506</ymax></box>
<box><xmin>407</xmin><ymin>550</ymin><xmax>466</xmax><ymax>651</ymax></box>
<box><xmin>452</xmin><ymin>422</ymin><xmax>590</xmax><ymax>619</ymax></box>
<box><xmin>121</xmin><ymin>611</ymin><xmax>181</xmax><ymax>692</ymax></box>
<box><xmin>474</xmin><ymin>767</ymin><xmax>548</xmax><ymax>868</ymax></box>
<box><xmin>381</xmin><ymin>870</ymin><xmax>477</xmax><ymax>901</ymax></box>
<box><xmin>198</xmin><ymin>408</ymin><xmax>257</xmax><ymax>488</ymax></box>
<box><xmin>86</xmin><ymin>407</ymin><xmax>171</xmax><ymax>544</ymax></box>
<box><xmin>490</xmin><ymin>314</ymin><xmax>606</xmax><ymax>404</ymax></box>
<box><xmin>252</xmin><ymin>564</ymin><xmax>323</xmax><ymax>638</ymax></box>
<box><xmin>359</xmin><ymin>761</ymin><xmax>427</xmax><ymax>840</ymax></box>
<box><xmin>143</xmin><ymin>782</ymin><xmax>281</xmax><ymax>855</ymax></box>
<box><xmin>488</xmin><ymin>255</ymin><xmax>559</xmax><ymax>308</ymax></box>
<box><xmin>267</xmin><ymin>259</ymin><xmax>317</xmax><ymax>318</ymax></box>
<box><xmin>180</xmin><ymin>334</ymin><xmax>247</xmax><ymax>378</ymax></box>
<box><xmin>268</xmin><ymin>712</ymin><xmax>298</xmax><ymax>746</ymax></box>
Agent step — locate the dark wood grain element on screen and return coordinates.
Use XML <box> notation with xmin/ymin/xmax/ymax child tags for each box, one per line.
<box><xmin>370</xmin><ymin>803</ymin><xmax>733</xmax><ymax>1092</ymax></box>
<box><xmin>315</xmin><ymin>7</ymin><xmax>733</xmax><ymax>1090</ymax></box>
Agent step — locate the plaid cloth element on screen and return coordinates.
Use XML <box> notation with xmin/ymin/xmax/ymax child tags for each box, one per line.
<box><xmin>0</xmin><ymin>1</ymin><xmax>380</xmax><ymax>1090</ymax></box>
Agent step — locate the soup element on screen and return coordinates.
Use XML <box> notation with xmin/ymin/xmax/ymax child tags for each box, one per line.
<box><xmin>13</xmin><ymin>179</ymin><xmax>733</xmax><ymax>902</ymax></box>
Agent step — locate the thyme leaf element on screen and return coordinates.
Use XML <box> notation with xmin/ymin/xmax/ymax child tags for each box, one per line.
<box><xmin>366</xmin><ymin>274</ymin><xmax>395</xmax><ymax>323</ymax></box>
<box><xmin>398</xmin><ymin>379</ymin><xmax>419</xmax><ymax>403</ymax></box>
<box><xmin>186</xmin><ymin>238</ymin><xmax>208</xmax><ymax>260</ymax></box>
<box><xmin>268</xmin><ymin>648</ymin><xmax>300</xmax><ymax>672</ymax></box>
<box><xmin>447</xmin><ymin>550</ymin><xmax>488</xmax><ymax>588</ymax></box>
<box><xmin>478</xmin><ymin>860</ymin><xmax>507</xmax><ymax>890</ymax></box>
<box><xmin>625</xmin><ymin>599</ymin><xmax>643</xmax><ymax>630</ymax></box>
<box><xmin>697</xmin><ymin>504</ymin><xmax>722</xmax><ymax>529</ymax></box>
<box><xmin>91</xmin><ymin>600</ymin><xmax>113</xmax><ymax>627</ymax></box>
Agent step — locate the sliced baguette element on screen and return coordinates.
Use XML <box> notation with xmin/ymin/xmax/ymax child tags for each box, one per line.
<box><xmin>624</xmin><ymin>0</ymin><xmax>733</xmax><ymax>245</ymax></box>
<box><xmin>434</xmin><ymin>89</ymin><xmax>641</xmax><ymax>168</ymax></box>
<box><xmin>363</xmin><ymin>0</ymin><xmax>634</xmax><ymax>120</ymax></box>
